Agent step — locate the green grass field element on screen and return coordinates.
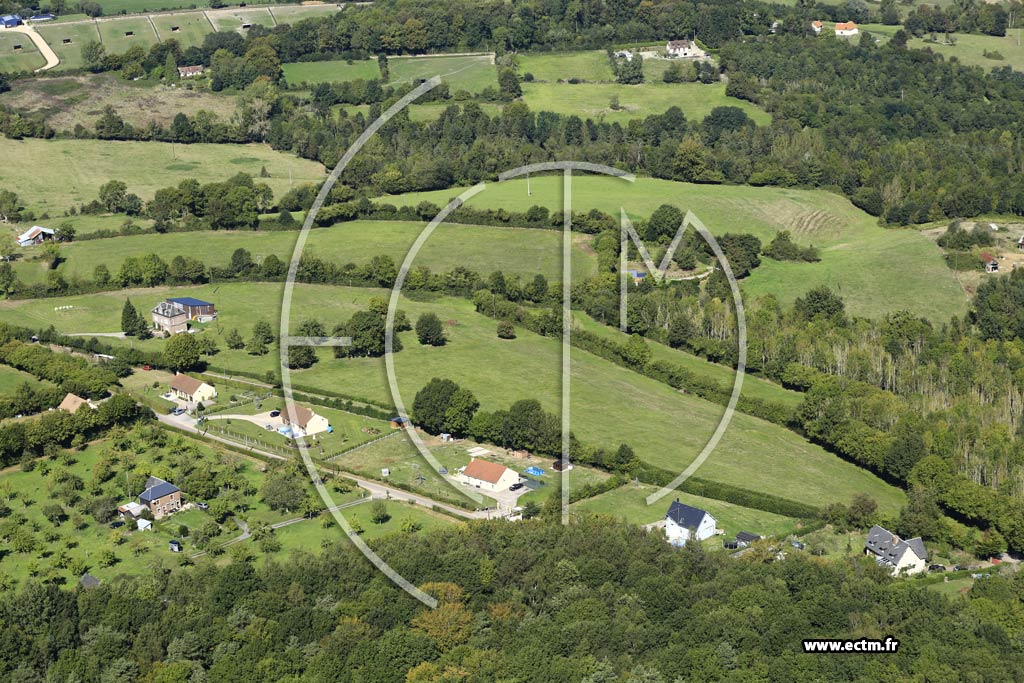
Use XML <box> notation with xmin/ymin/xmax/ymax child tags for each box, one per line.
<box><xmin>388</xmin><ymin>54</ymin><xmax>497</xmax><ymax>94</ymax></box>
<box><xmin>335</xmin><ymin>100</ymin><xmax>503</xmax><ymax>123</ymax></box>
<box><xmin>0</xmin><ymin>365</ymin><xmax>54</xmax><ymax>394</ymax></box>
<box><xmin>520</xmin><ymin>82</ymin><xmax>771</xmax><ymax>125</ymax></box>
<box><xmin>0</xmin><ymin>32</ymin><xmax>45</xmax><ymax>73</ymax></box>
<box><xmin>574</xmin><ymin>481</ymin><xmax>804</xmax><ymax>538</ymax></box>
<box><xmin>96</xmin><ymin>17</ymin><xmax>159</xmax><ymax>53</ymax></box>
<box><xmin>151</xmin><ymin>13</ymin><xmax>215</xmax><ymax>49</ymax></box>
<box><xmin>206</xmin><ymin>7</ymin><xmax>275</xmax><ymax>32</ymax></box>
<box><xmin>94</xmin><ymin>0</ymin><xmax>208</xmax><ymax>13</ymax></box>
<box><xmin>572</xmin><ymin>312</ymin><xmax>804</xmax><ymax>408</ymax></box>
<box><xmin>36</xmin><ymin>22</ymin><xmax>102</xmax><ymax>71</ymax></box>
<box><xmin>7</xmin><ymin>219</ymin><xmax>597</xmax><ymax>286</ymax></box>
<box><xmin>3</xmin><ymin>281</ymin><xmax>905</xmax><ymax>512</ymax></box>
<box><xmin>269</xmin><ymin>4</ymin><xmax>342</xmax><ymax>23</ymax></box>
<box><xmin>516</xmin><ymin>50</ymin><xmax>615</xmax><ymax>82</ymax></box>
<box><xmin>381</xmin><ymin>175</ymin><xmax>968</xmax><ymax>321</ymax></box>
<box><xmin>283</xmin><ymin>58</ymin><xmax>381</xmax><ymax>85</ymax></box>
<box><xmin>0</xmin><ymin>138</ymin><xmax>326</xmax><ymax>214</ymax></box>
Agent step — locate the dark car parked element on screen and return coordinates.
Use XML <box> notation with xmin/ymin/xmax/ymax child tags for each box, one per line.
<box><xmin>269</xmin><ymin>410</ymin><xmax>281</xmax><ymax>418</ymax></box>
<box><xmin>929</xmin><ymin>564</ymin><xmax>946</xmax><ymax>572</ymax></box>
<box><xmin>196</xmin><ymin>502</ymin><xmax>209</xmax><ymax>510</ymax></box>
<box><xmin>109</xmin><ymin>520</ymin><xmax>124</xmax><ymax>529</ymax></box>
<box><xmin>509</xmin><ymin>482</ymin><xmax>525</xmax><ymax>491</ymax></box>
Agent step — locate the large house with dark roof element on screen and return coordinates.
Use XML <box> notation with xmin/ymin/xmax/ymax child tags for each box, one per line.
<box><xmin>138</xmin><ymin>476</ymin><xmax>182</xmax><ymax>519</ymax></box>
<box><xmin>664</xmin><ymin>500</ymin><xmax>717</xmax><ymax>546</ymax></box>
<box><xmin>864</xmin><ymin>525</ymin><xmax>927</xmax><ymax>575</ymax></box>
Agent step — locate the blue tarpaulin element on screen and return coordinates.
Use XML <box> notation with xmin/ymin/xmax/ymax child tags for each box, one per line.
<box><xmin>524</xmin><ymin>466</ymin><xmax>544</xmax><ymax>477</ymax></box>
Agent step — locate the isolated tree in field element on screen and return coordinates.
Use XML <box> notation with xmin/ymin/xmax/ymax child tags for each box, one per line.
<box><xmin>164</xmin><ymin>333</ymin><xmax>201</xmax><ymax>371</ymax></box>
<box><xmin>99</xmin><ymin>180</ymin><xmax>129</xmax><ymax>213</ymax></box>
<box><xmin>54</xmin><ymin>222</ymin><xmax>76</xmax><ymax>243</ymax></box>
<box><xmin>121</xmin><ymin>298</ymin><xmax>149</xmax><ymax>338</ymax></box>
<box><xmin>252</xmin><ymin>320</ymin><xmax>275</xmax><ymax>345</ymax></box>
<box><xmin>225</xmin><ymin>329</ymin><xmax>244</xmax><ymax>350</ymax></box>
<box><xmin>81</xmin><ymin>40</ymin><xmax>105</xmax><ymax>72</ymax></box>
<box><xmin>497</xmin><ymin>320</ymin><xmax>516</xmax><ymax>339</ymax></box>
<box><xmin>370</xmin><ymin>500</ymin><xmax>390</xmax><ymax>525</ymax></box>
<box><xmin>498</xmin><ymin>68</ymin><xmax>521</xmax><ymax>99</ymax></box>
<box><xmin>794</xmin><ymin>286</ymin><xmax>845</xmax><ymax>323</ymax></box>
<box><xmin>646</xmin><ymin>204</ymin><xmax>684</xmax><ymax>241</ymax></box>
<box><xmin>261</xmin><ymin>470</ymin><xmax>305</xmax><ymax>512</ymax></box>
<box><xmin>288</xmin><ymin>319</ymin><xmax>323</xmax><ymax>369</ymax></box>
<box><xmin>412</xmin><ymin>378</ymin><xmax>460</xmax><ymax>433</ymax></box>
<box><xmin>197</xmin><ymin>336</ymin><xmax>219</xmax><ymax>358</ymax></box>
<box><xmin>246</xmin><ymin>335</ymin><xmax>268</xmax><ymax>356</ymax></box>
<box><xmin>416</xmin><ymin>313</ymin><xmax>445</xmax><ymax>346</ymax></box>
<box><xmin>0</xmin><ymin>190</ymin><xmax>20</xmax><ymax>224</ymax></box>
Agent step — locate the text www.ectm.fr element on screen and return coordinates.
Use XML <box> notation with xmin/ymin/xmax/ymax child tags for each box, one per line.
<box><xmin>803</xmin><ymin>638</ymin><xmax>899</xmax><ymax>654</ymax></box>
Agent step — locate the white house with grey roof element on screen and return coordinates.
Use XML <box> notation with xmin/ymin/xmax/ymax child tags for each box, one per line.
<box><xmin>664</xmin><ymin>500</ymin><xmax>717</xmax><ymax>546</ymax></box>
<box><xmin>864</xmin><ymin>525</ymin><xmax>927</xmax><ymax>576</ymax></box>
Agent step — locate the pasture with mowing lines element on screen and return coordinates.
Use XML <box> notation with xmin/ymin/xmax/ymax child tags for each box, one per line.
<box><xmin>0</xmin><ymin>32</ymin><xmax>45</xmax><ymax>72</ymax></box>
<box><xmin>0</xmin><ymin>74</ymin><xmax>239</xmax><ymax>132</ymax></box>
<box><xmin>97</xmin><ymin>17</ymin><xmax>159</xmax><ymax>53</ymax></box>
<box><xmin>206</xmin><ymin>7</ymin><xmax>275</xmax><ymax>32</ymax></box>
<box><xmin>380</xmin><ymin>175</ymin><xmax>968</xmax><ymax>321</ymax></box>
<box><xmin>388</xmin><ymin>54</ymin><xmax>497</xmax><ymax>93</ymax></box>
<box><xmin>8</xmin><ymin>219</ymin><xmax>597</xmax><ymax>286</ymax></box>
<box><xmin>520</xmin><ymin>81</ymin><xmax>771</xmax><ymax>126</ymax></box>
<box><xmin>0</xmin><ymin>138</ymin><xmax>326</xmax><ymax>214</ymax></box>
<box><xmin>283</xmin><ymin>58</ymin><xmax>381</xmax><ymax>85</ymax></box>
<box><xmin>516</xmin><ymin>50</ymin><xmax>614</xmax><ymax>82</ymax></box>
<box><xmin>573</xmin><ymin>481</ymin><xmax>804</xmax><ymax>538</ymax></box>
<box><xmin>36</xmin><ymin>22</ymin><xmax>102</xmax><ymax>70</ymax></box>
<box><xmin>0</xmin><ymin>281</ymin><xmax>906</xmax><ymax>513</ymax></box>
<box><xmin>151</xmin><ymin>13</ymin><xmax>215</xmax><ymax>48</ymax></box>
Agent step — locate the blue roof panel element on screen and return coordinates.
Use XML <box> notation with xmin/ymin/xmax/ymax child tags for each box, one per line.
<box><xmin>168</xmin><ymin>297</ymin><xmax>213</xmax><ymax>307</ymax></box>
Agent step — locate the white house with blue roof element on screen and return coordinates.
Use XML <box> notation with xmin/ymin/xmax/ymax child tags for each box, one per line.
<box><xmin>664</xmin><ymin>500</ymin><xmax>717</xmax><ymax>546</ymax></box>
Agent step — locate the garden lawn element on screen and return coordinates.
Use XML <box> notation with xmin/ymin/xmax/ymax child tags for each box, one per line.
<box><xmin>516</xmin><ymin>50</ymin><xmax>614</xmax><ymax>82</ymax></box>
<box><xmin>269</xmin><ymin>4</ymin><xmax>342</xmax><ymax>23</ymax></box>
<box><xmin>520</xmin><ymin>81</ymin><xmax>771</xmax><ymax>125</ymax></box>
<box><xmin>0</xmin><ymin>365</ymin><xmax>53</xmax><ymax>393</ymax></box>
<box><xmin>382</xmin><ymin>175</ymin><xmax>968</xmax><ymax>321</ymax></box>
<box><xmin>283</xmin><ymin>58</ymin><xmax>381</xmax><ymax>85</ymax></box>
<box><xmin>0</xmin><ymin>138</ymin><xmax>326</xmax><ymax>215</ymax></box>
<box><xmin>388</xmin><ymin>54</ymin><xmax>497</xmax><ymax>93</ymax></box>
<box><xmin>574</xmin><ymin>481</ymin><xmax>804</xmax><ymax>538</ymax></box>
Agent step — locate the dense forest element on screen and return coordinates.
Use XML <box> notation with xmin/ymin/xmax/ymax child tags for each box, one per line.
<box><xmin>3</xmin><ymin>518</ymin><xmax>1023</xmax><ymax>683</ymax></box>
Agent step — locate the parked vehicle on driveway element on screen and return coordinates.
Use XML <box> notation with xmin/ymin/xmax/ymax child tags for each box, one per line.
<box><xmin>269</xmin><ymin>410</ymin><xmax>281</xmax><ymax>418</ymax></box>
<box><xmin>171</xmin><ymin>407</ymin><xmax>186</xmax><ymax>416</ymax></box>
<box><xmin>196</xmin><ymin>502</ymin><xmax>209</xmax><ymax>510</ymax></box>
<box><xmin>929</xmin><ymin>564</ymin><xmax>946</xmax><ymax>572</ymax></box>
<box><xmin>509</xmin><ymin>482</ymin><xmax>525</xmax><ymax>491</ymax></box>
<box><xmin>109</xmin><ymin>520</ymin><xmax>124</xmax><ymax>529</ymax></box>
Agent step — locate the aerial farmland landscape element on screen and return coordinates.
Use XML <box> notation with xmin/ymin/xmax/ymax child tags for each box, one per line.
<box><xmin>0</xmin><ymin>0</ymin><xmax>1024</xmax><ymax>679</ymax></box>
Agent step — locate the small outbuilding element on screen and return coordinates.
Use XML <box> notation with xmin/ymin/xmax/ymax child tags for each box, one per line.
<box><xmin>982</xmin><ymin>252</ymin><xmax>999</xmax><ymax>273</ymax></box>
<box><xmin>169</xmin><ymin>539</ymin><xmax>183</xmax><ymax>553</ymax></box>
<box><xmin>177</xmin><ymin>65</ymin><xmax>204</xmax><ymax>78</ymax></box>
<box><xmin>1</xmin><ymin>15</ymin><xmax>22</xmax><ymax>28</ymax></box>
<box><xmin>390</xmin><ymin>416</ymin><xmax>410</xmax><ymax>429</ymax></box>
<box><xmin>136</xmin><ymin>518</ymin><xmax>153</xmax><ymax>531</ymax></box>
<box><xmin>735</xmin><ymin>531</ymin><xmax>763</xmax><ymax>548</ymax></box>
<box><xmin>16</xmin><ymin>225</ymin><xmax>54</xmax><ymax>246</ymax></box>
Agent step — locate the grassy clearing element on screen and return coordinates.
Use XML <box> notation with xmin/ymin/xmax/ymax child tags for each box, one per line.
<box><xmin>206</xmin><ymin>7</ymin><xmax>275</xmax><ymax>32</ymax></box>
<box><xmin>269</xmin><ymin>4</ymin><xmax>342</xmax><ymax>23</ymax></box>
<box><xmin>283</xmin><ymin>58</ymin><xmax>380</xmax><ymax>85</ymax></box>
<box><xmin>388</xmin><ymin>54</ymin><xmax>497</xmax><ymax>94</ymax></box>
<box><xmin>516</xmin><ymin>50</ymin><xmax>614</xmax><ymax>82</ymax></box>
<box><xmin>0</xmin><ymin>32</ymin><xmax>45</xmax><ymax>73</ymax></box>
<box><xmin>151</xmin><ymin>13</ymin><xmax>215</xmax><ymax>49</ymax></box>
<box><xmin>97</xmin><ymin>17</ymin><xmax>160</xmax><ymax>53</ymax></box>
<box><xmin>6</xmin><ymin>219</ymin><xmax>597</xmax><ymax>286</ymax></box>
<box><xmin>36</xmin><ymin>22</ymin><xmax>102</xmax><ymax>70</ymax></box>
<box><xmin>574</xmin><ymin>481</ymin><xmax>804</xmax><ymax>538</ymax></box>
<box><xmin>335</xmin><ymin>100</ymin><xmax>503</xmax><ymax>123</ymax></box>
<box><xmin>520</xmin><ymin>81</ymin><xmax>771</xmax><ymax>126</ymax></box>
<box><xmin>0</xmin><ymin>365</ymin><xmax>53</xmax><ymax>394</ymax></box>
<box><xmin>0</xmin><ymin>138</ymin><xmax>326</xmax><ymax>214</ymax></box>
<box><xmin>6</xmin><ymin>281</ymin><xmax>905</xmax><ymax>512</ymax></box>
<box><xmin>94</xmin><ymin>0</ymin><xmax>208</xmax><ymax>13</ymax></box>
<box><xmin>0</xmin><ymin>74</ymin><xmax>239</xmax><ymax>132</ymax></box>
<box><xmin>381</xmin><ymin>175</ymin><xmax>968</xmax><ymax>321</ymax></box>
